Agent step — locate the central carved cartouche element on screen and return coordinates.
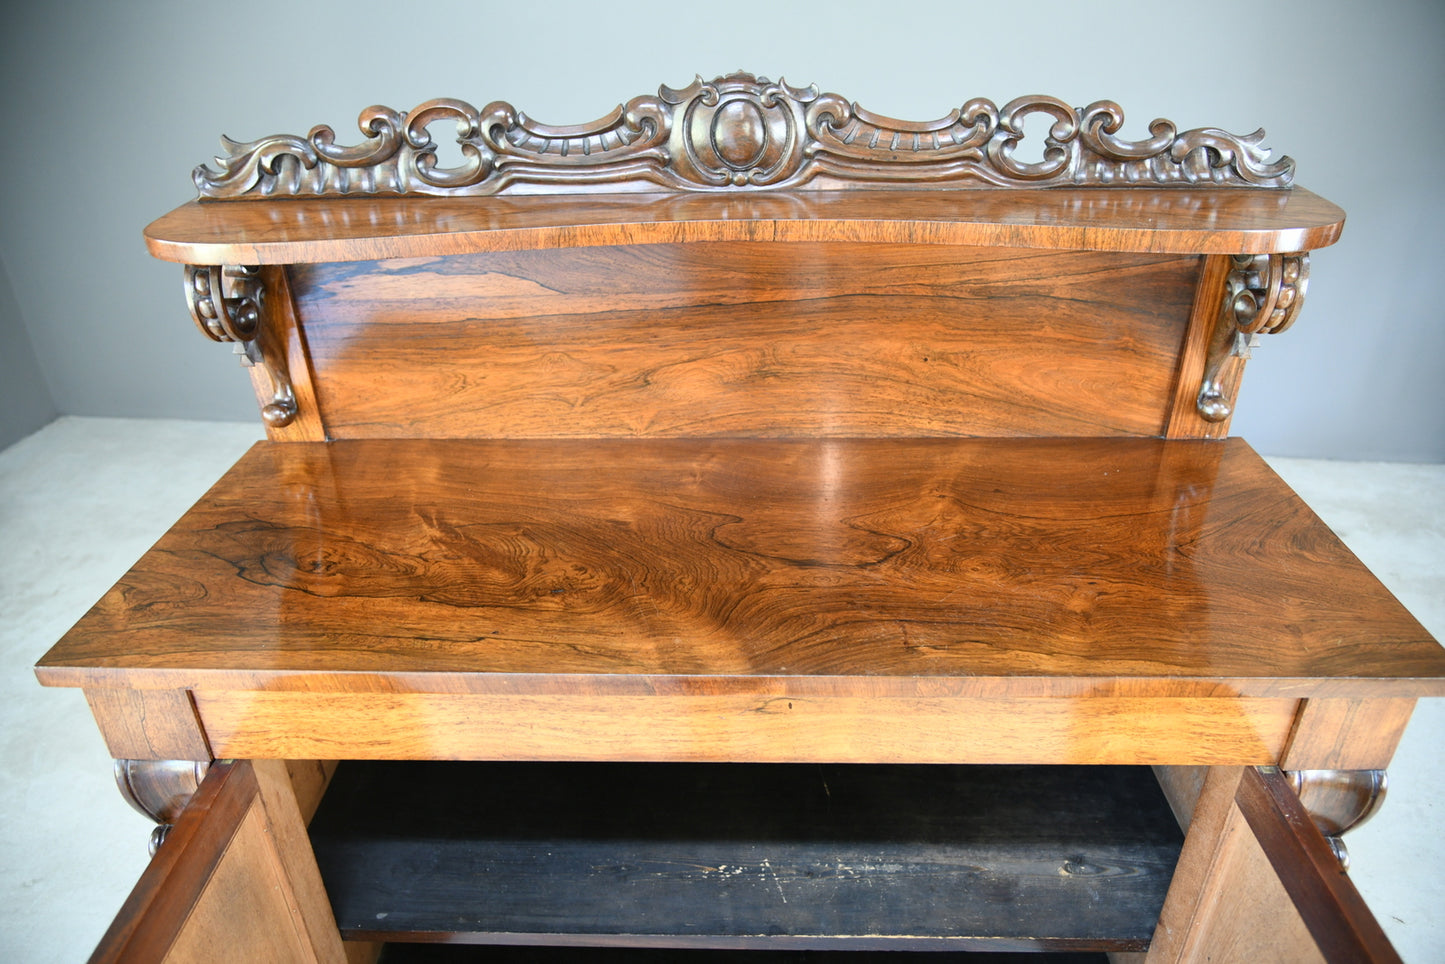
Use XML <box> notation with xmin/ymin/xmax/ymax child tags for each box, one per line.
<box><xmin>711</xmin><ymin>100</ymin><xmax>768</xmax><ymax>171</ymax></box>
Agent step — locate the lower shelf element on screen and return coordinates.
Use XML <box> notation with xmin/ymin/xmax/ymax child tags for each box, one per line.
<box><xmin>377</xmin><ymin>949</ymin><xmax>1114</xmax><ymax>963</ymax></box>
<box><xmin>310</xmin><ymin>763</ymin><xmax>1182</xmax><ymax>952</ymax></box>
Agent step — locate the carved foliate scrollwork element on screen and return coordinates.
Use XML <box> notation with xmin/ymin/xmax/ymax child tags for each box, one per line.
<box><xmin>184</xmin><ymin>265</ymin><xmax>297</xmax><ymax>426</ymax></box>
<box><xmin>1196</xmin><ymin>252</ymin><xmax>1310</xmax><ymax>422</ymax></box>
<box><xmin>193</xmin><ymin>72</ymin><xmax>1294</xmax><ymax>198</ymax></box>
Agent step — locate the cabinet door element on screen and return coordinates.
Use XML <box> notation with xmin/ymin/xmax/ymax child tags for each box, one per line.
<box><xmin>1150</xmin><ymin>765</ymin><xmax>1401</xmax><ymax>963</ymax></box>
<box><xmin>89</xmin><ymin>759</ymin><xmax>347</xmax><ymax>964</ymax></box>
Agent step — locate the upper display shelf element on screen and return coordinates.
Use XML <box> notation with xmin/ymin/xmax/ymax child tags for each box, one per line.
<box><xmin>147</xmin><ymin>72</ymin><xmax>1345</xmax><ymax>264</ymax></box>
<box><xmin>147</xmin><ymin>189</ymin><xmax>1345</xmax><ymax>265</ymax></box>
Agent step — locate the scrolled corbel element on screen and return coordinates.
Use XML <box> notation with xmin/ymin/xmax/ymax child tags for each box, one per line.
<box><xmin>1196</xmin><ymin>252</ymin><xmax>1310</xmax><ymax>422</ymax></box>
<box><xmin>183</xmin><ymin>264</ymin><xmax>298</xmax><ymax>426</ymax></box>
<box><xmin>113</xmin><ymin>759</ymin><xmax>212</xmax><ymax>855</ymax></box>
<box><xmin>1285</xmin><ymin>768</ymin><xmax>1388</xmax><ymax>870</ymax></box>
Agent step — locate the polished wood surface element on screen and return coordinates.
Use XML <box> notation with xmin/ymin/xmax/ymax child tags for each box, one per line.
<box><xmin>85</xmin><ymin>688</ymin><xmax>209</xmax><ymax>760</ymax></box>
<box><xmin>292</xmin><ymin>243</ymin><xmax>1199</xmax><ymax>439</ymax></box>
<box><xmin>191</xmin><ymin>693</ymin><xmax>1298</xmax><ymax>765</ymax></box>
<box><xmin>144</xmin><ymin>188</ymin><xmax>1345</xmax><ymax>266</ymax></box>
<box><xmin>39</xmin><ymin>437</ymin><xmax>1444</xmax><ymax>699</ymax></box>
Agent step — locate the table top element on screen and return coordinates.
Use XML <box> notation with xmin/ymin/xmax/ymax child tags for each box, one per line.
<box><xmin>37</xmin><ymin>437</ymin><xmax>1444</xmax><ymax>700</ymax></box>
<box><xmin>145</xmin><ymin>188</ymin><xmax>1346</xmax><ymax>265</ymax></box>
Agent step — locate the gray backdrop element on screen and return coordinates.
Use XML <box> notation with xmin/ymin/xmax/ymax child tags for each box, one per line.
<box><xmin>3</xmin><ymin>0</ymin><xmax>1441</xmax><ymax>459</ymax></box>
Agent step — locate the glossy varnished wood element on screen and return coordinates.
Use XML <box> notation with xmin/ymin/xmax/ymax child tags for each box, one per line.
<box><xmin>292</xmin><ymin>243</ymin><xmax>1199</xmax><ymax>439</ymax></box>
<box><xmin>190</xmin><ymin>692</ymin><xmax>1299</xmax><ymax>765</ymax></box>
<box><xmin>38</xmin><ymin>438</ymin><xmax>1444</xmax><ymax>700</ymax></box>
<box><xmin>144</xmin><ymin>188</ymin><xmax>1346</xmax><ymax>266</ymax></box>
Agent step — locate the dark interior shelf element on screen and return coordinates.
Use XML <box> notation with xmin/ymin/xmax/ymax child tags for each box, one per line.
<box><xmin>377</xmin><ymin>948</ymin><xmax>1113</xmax><ymax>963</ymax></box>
<box><xmin>310</xmin><ymin>763</ymin><xmax>1182</xmax><ymax>952</ymax></box>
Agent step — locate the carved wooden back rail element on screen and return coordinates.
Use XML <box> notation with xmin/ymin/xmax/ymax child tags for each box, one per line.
<box><xmin>160</xmin><ymin>72</ymin><xmax>1336</xmax><ymax>446</ymax></box>
<box><xmin>41</xmin><ymin>74</ymin><xmax>1445</xmax><ymax>963</ymax></box>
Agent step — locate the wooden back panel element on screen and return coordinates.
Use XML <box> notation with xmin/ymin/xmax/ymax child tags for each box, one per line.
<box><xmin>289</xmin><ymin>241</ymin><xmax>1202</xmax><ymax>439</ymax></box>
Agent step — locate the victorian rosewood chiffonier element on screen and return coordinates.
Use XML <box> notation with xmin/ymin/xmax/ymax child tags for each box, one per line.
<box><xmin>36</xmin><ymin>73</ymin><xmax>1445</xmax><ymax>962</ymax></box>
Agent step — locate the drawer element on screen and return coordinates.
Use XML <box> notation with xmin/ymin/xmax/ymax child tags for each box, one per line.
<box><xmin>85</xmin><ymin>761</ymin><xmax>1398</xmax><ymax>963</ymax></box>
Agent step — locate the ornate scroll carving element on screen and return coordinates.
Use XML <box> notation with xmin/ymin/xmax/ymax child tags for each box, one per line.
<box><xmin>193</xmin><ymin>72</ymin><xmax>1294</xmax><ymax>198</ymax></box>
<box><xmin>1285</xmin><ymin>769</ymin><xmax>1388</xmax><ymax>869</ymax></box>
<box><xmin>184</xmin><ymin>265</ymin><xmax>297</xmax><ymax>426</ymax></box>
<box><xmin>114</xmin><ymin>759</ymin><xmax>211</xmax><ymax>854</ymax></box>
<box><xmin>1196</xmin><ymin>252</ymin><xmax>1310</xmax><ymax>422</ymax></box>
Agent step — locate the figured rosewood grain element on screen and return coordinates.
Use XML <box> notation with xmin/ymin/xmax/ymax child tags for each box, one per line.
<box><xmin>293</xmin><ymin>243</ymin><xmax>1197</xmax><ymax>439</ymax></box>
<box><xmin>37</xmin><ymin>438</ymin><xmax>1445</xmax><ymax>700</ymax></box>
<box><xmin>143</xmin><ymin>188</ymin><xmax>1347</xmax><ymax>266</ymax></box>
<box><xmin>192</xmin><ymin>693</ymin><xmax>1297</xmax><ymax>765</ymax></box>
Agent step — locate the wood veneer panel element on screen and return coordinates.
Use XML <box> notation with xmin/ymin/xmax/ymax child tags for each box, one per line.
<box><xmin>38</xmin><ymin>438</ymin><xmax>1445</xmax><ymax>699</ymax></box>
<box><xmin>1280</xmin><ymin>698</ymin><xmax>1415</xmax><ymax>771</ymax></box>
<box><xmin>293</xmin><ymin>244</ymin><xmax>1196</xmax><ymax>439</ymax></box>
<box><xmin>194</xmin><ymin>693</ymin><xmax>1296</xmax><ymax>764</ymax></box>
<box><xmin>84</xmin><ymin>688</ymin><xmax>210</xmax><ymax>760</ymax></box>
<box><xmin>143</xmin><ymin>189</ymin><xmax>1346</xmax><ymax>265</ymax></box>
<box><xmin>309</xmin><ymin>763</ymin><xmax>1182</xmax><ymax>950</ymax></box>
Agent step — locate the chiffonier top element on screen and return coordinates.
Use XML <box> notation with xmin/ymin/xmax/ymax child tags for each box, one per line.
<box><xmin>144</xmin><ymin>188</ymin><xmax>1346</xmax><ymax>265</ymax></box>
<box><xmin>35</xmin><ymin>437</ymin><xmax>1445</xmax><ymax>700</ymax></box>
<box><xmin>41</xmin><ymin>76</ymin><xmax>1444</xmax><ymax>713</ymax></box>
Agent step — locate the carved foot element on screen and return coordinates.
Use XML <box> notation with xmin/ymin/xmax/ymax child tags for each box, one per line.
<box><xmin>1285</xmin><ymin>768</ymin><xmax>1387</xmax><ymax>870</ymax></box>
<box><xmin>113</xmin><ymin>759</ymin><xmax>212</xmax><ymax>855</ymax></box>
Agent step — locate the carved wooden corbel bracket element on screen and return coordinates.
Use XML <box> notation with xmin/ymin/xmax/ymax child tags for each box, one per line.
<box><xmin>114</xmin><ymin>759</ymin><xmax>212</xmax><ymax>855</ymax></box>
<box><xmin>1196</xmin><ymin>252</ymin><xmax>1309</xmax><ymax>422</ymax></box>
<box><xmin>183</xmin><ymin>264</ymin><xmax>298</xmax><ymax>426</ymax></box>
<box><xmin>1284</xmin><ymin>768</ymin><xmax>1388</xmax><ymax>870</ymax></box>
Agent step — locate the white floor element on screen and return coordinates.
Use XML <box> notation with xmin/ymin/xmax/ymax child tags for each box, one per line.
<box><xmin>1</xmin><ymin>417</ymin><xmax>1441</xmax><ymax>962</ymax></box>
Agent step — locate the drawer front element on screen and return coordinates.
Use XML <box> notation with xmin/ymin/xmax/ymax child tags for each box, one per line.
<box><xmin>89</xmin><ymin>760</ymin><xmax>346</xmax><ymax>964</ymax></box>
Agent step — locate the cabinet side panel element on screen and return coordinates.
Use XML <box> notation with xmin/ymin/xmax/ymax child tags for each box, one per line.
<box><xmin>292</xmin><ymin>243</ymin><xmax>1199</xmax><ymax>438</ymax></box>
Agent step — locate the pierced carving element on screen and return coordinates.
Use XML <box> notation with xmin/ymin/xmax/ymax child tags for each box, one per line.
<box><xmin>1196</xmin><ymin>252</ymin><xmax>1310</xmax><ymax>422</ymax></box>
<box><xmin>1285</xmin><ymin>769</ymin><xmax>1388</xmax><ymax>870</ymax></box>
<box><xmin>114</xmin><ymin>759</ymin><xmax>211</xmax><ymax>855</ymax></box>
<box><xmin>184</xmin><ymin>264</ymin><xmax>297</xmax><ymax>426</ymax></box>
<box><xmin>193</xmin><ymin>72</ymin><xmax>1294</xmax><ymax>199</ymax></box>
